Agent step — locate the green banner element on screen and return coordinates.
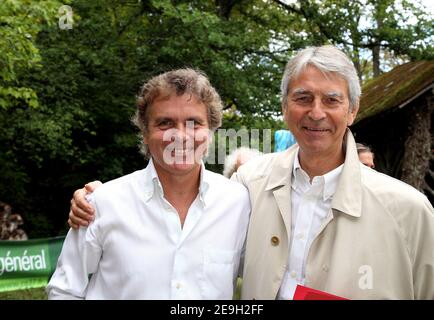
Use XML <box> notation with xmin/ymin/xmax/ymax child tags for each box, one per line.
<box><xmin>0</xmin><ymin>236</ymin><xmax>65</xmax><ymax>292</ymax></box>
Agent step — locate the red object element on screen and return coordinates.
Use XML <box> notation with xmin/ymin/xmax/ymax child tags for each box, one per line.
<box><xmin>293</xmin><ymin>285</ymin><xmax>348</xmax><ymax>300</ymax></box>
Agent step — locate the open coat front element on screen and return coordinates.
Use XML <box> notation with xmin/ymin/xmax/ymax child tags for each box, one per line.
<box><xmin>233</xmin><ymin>130</ymin><xmax>434</xmax><ymax>300</ymax></box>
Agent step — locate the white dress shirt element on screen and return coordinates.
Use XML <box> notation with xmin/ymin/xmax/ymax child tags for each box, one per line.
<box><xmin>278</xmin><ymin>149</ymin><xmax>343</xmax><ymax>300</ymax></box>
<box><xmin>47</xmin><ymin>160</ymin><xmax>250</xmax><ymax>299</ymax></box>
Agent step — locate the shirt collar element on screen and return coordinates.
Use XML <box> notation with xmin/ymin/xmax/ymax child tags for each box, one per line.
<box><xmin>322</xmin><ymin>163</ymin><xmax>343</xmax><ymax>201</ymax></box>
<box><xmin>292</xmin><ymin>148</ymin><xmax>343</xmax><ymax>201</ymax></box>
<box><xmin>148</xmin><ymin>158</ymin><xmax>164</xmax><ymax>200</ymax></box>
<box><xmin>144</xmin><ymin>158</ymin><xmax>210</xmax><ymax>206</ymax></box>
<box><xmin>292</xmin><ymin>149</ymin><xmax>311</xmax><ymax>192</ymax></box>
<box><xmin>198</xmin><ymin>162</ymin><xmax>210</xmax><ymax>206</ymax></box>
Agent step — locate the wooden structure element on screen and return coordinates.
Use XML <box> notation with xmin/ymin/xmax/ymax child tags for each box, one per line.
<box><xmin>352</xmin><ymin>60</ymin><xmax>434</xmax><ymax>203</ymax></box>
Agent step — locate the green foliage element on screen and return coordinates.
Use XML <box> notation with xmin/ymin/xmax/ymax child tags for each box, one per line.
<box><xmin>0</xmin><ymin>0</ymin><xmax>62</xmax><ymax>110</ymax></box>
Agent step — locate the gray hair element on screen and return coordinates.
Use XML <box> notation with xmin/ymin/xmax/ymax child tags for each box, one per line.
<box><xmin>280</xmin><ymin>45</ymin><xmax>361</xmax><ymax>111</ymax></box>
<box><xmin>132</xmin><ymin>68</ymin><xmax>223</xmax><ymax>158</ymax></box>
<box><xmin>223</xmin><ymin>147</ymin><xmax>263</xmax><ymax>178</ymax></box>
<box><xmin>356</xmin><ymin>143</ymin><xmax>374</xmax><ymax>155</ymax></box>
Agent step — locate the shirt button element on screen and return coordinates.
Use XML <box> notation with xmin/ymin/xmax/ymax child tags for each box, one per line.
<box><xmin>322</xmin><ymin>264</ymin><xmax>329</xmax><ymax>272</ymax></box>
<box><xmin>290</xmin><ymin>271</ymin><xmax>297</xmax><ymax>279</ymax></box>
<box><xmin>271</xmin><ymin>236</ymin><xmax>280</xmax><ymax>246</ymax></box>
<box><xmin>176</xmin><ymin>283</ymin><xmax>182</xmax><ymax>289</ymax></box>
<box><xmin>297</xmin><ymin>233</ymin><xmax>305</xmax><ymax>240</ymax></box>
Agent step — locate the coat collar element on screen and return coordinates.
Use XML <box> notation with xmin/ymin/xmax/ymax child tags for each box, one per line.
<box><xmin>264</xmin><ymin>144</ymin><xmax>297</xmax><ymax>191</ymax></box>
<box><xmin>264</xmin><ymin>129</ymin><xmax>362</xmax><ymax>218</ymax></box>
<box><xmin>331</xmin><ymin>130</ymin><xmax>362</xmax><ymax>218</ymax></box>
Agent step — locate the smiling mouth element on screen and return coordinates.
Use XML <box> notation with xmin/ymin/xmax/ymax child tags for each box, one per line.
<box><xmin>172</xmin><ymin>149</ymin><xmax>194</xmax><ymax>156</ymax></box>
<box><xmin>303</xmin><ymin>126</ymin><xmax>329</xmax><ymax>132</ymax></box>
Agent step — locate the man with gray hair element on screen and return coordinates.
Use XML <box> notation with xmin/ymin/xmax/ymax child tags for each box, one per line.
<box><xmin>233</xmin><ymin>45</ymin><xmax>434</xmax><ymax>299</ymax></box>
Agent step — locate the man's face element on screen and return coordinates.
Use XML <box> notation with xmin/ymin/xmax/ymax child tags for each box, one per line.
<box><xmin>283</xmin><ymin>65</ymin><xmax>358</xmax><ymax>158</ymax></box>
<box><xmin>358</xmin><ymin>151</ymin><xmax>375</xmax><ymax>169</ymax></box>
<box><xmin>144</xmin><ymin>93</ymin><xmax>210</xmax><ymax>178</ymax></box>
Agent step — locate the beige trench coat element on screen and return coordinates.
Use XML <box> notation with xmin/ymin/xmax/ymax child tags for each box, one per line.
<box><xmin>233</xmin><ymin>130</ymin><xmax>434</xmax><ymax>299</ymax></box>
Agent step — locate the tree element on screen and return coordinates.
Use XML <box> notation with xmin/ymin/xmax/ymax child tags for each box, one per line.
<box><xmin>272</xmin><ymin>0</ymin><xmax>434</xmax><ymax>79</ymax></box>
<box><xmin>0</xmin><ymin>0</ymin><xmax>61</xmax><ymax>110</ymax></box>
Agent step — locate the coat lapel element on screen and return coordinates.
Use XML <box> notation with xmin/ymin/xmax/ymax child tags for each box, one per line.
<box><xmin>265</xmin><ymin>146</ymin><xmax>298</xmax><ymax>246</ymax></box>
<box><xmin>331</xmin><ymin>130</ymin><xmax>363</xmax><ymax>218</ymax></box>
<box><xmin>272</xmin><ymin>186</ymin><xmax>292</xmax><ymax>244</ymax></box>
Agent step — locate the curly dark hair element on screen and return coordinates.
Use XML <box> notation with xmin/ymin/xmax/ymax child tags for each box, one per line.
<box><xmin>131</xmin><ymin>68</ymin><xmax>223</xmax><ymax>158</ymax></box>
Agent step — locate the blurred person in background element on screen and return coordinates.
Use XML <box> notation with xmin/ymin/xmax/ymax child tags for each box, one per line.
<box><xmin>356</xmin><ymin>143</ymin><xmax>375</xmax><ymax>169</ymax></box>
<box><xmin>223</xmin><ymin>147</ymin><xmax>263</xmax><ymax>178</ymax></box>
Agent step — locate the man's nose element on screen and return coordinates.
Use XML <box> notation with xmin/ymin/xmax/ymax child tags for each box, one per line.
<box><xmin>174</xmin><ymin>126</ymin><xmax>187</xmax><ymax>140</ymax></box>
<box><xmin>308</xmin><ymin>100</ymin><xmax>326</xmax><ymax>121</ymax></box>
<box><xmin>174</xmin><ymin>122</ymin><xmax>194</xmax><ymax>141</ymax></box>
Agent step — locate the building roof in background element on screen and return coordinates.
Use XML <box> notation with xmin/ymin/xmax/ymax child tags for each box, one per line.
<box><xmin>355</xmin><ymin>60</ymin><xmax>434</xmax><ymax>124</ymax></box>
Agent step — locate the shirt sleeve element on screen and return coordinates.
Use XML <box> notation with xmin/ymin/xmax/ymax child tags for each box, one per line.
<box><xmin>46</xmin><ymin>195</ymin><xmax>102</xmax><ymax>299</ymax></box>
<box><xmin>234</xmin><ymin>184</ymin><xmax>251</xmax><ymax>280</ymax></box>
<box><xmin>237</xmin><ymin>237</ymin><xmax>246</xmax><ymax>278</ymax></box>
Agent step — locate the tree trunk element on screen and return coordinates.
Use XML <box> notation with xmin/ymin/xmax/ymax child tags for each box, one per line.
<box><xmin>372</xmin><ymin>12</ymin><xmax>383</xmax><ymax>77</ymax></box>
<box><xmin>401</xmin><ymin>98</ymin><xmax>432</xmax><ymax>192</ymax></box>
<box><xmin>352</xmin><ymin>48</ymin><xmax>362</xmax><ymax>81</ymax></box>
<box><xmin>372</xmin><ymin>45</ymin><xmax>381</xmax><ymax>77</ymax></box>
<box><xmin>215</xmin><ymin>0</ymin><xmax>239</xmax><ymax>19</ymax></box>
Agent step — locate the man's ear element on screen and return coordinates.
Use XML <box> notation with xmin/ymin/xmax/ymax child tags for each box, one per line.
<box><xmin>282</xmin><ymin>103</ymin><xmax>289</xmax><ymax>123</ymax></box>
<box><xmin>347</xmin><ymin>102</ymin><xmax>359</xmax><ymax>126</ymax></box>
